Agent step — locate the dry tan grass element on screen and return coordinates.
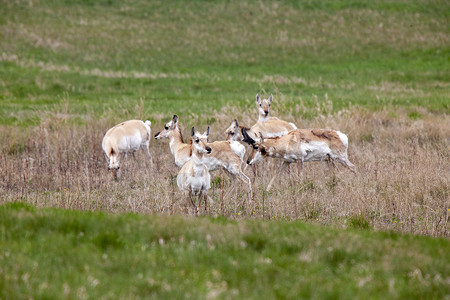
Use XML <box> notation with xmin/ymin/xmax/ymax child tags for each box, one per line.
<box><xmin>1</xmin><ymin>107</ymin><xmax>448</xmax><ymax>236</ymax></box>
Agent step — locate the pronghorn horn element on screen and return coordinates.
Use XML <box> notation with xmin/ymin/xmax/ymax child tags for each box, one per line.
<box><xmin>259</xmin><ymin>132</ymin><xmax>264</xmax><ymax>142</ymax></box>
<box><xmin>173</xmin><ymin>115</ymin><xmax>178</xmax><ymax>124</ymax></box>
<box><xmin>206</xmin><ymin>126</ymin><xmax>210</xmax><ymax>136</ymax></box>
<box><xmin>191</xmin><ymin>127</ymin><xmax>195</xmax><ymax>137</ymax></box>
<box><xmin>241</xmin><ymin>128</ymin><xmax>255</xmax><ymax>145</ymax></box>
<box><xmin>234</xmin><ymin>119</ymin><xmax>239</xmax><ymax>127</ymax></box>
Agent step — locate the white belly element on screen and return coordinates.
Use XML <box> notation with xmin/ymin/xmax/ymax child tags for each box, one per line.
<box><xmin>118</xmin><ymin>133</ymin><xmax>143</xmax><ymax>152</ymax></box>
<box><xmin>300</xmin><ymin>141</ymin><xmax>331</xmax><ymax>162</ymax></box>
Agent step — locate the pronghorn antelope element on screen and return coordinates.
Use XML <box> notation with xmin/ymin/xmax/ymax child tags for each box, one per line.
<box><xmin>245</xmin><ymin>94</ymin><xmax>297</xmax><ymax>140</ymax></box>
<box><xmin>198</xmin><ymin>125</ymin><xmax>252</xmax><ymax>200</ymax></box>
<box><xmin>242</xmin><ymin>127</ymin><xmax>356</xmax><ymax>191</ymax></box>
<box><xmin>224</xmin><ymin>119</ymin><xmax>246</xmax><ymax>162</ymax></box>
<box><xmin>102</xmin><ymin>119</ymin><xmax>152</xmax><ymax>179</ymax></box>
<box><xmin>156</xmin><ymin>116</ymin><xmax>253</xmax><ymax>200</ymax></box>
<box><xmin>177</xmin><ymin>127</ymin><xmax>212</xmax><ymax>214</ymax></box>
<box><xmin>154</xmin><ymin>115</ymin><xmax>190</xmax><ymax>168</ymax></box>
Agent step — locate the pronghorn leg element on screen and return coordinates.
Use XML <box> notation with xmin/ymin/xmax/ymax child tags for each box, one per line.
<box><xmin>326</xmin><ymin>154</ymin><xmax>336</xmax><ymax>176</ymax></box>
<box><xmin>266</xmin><ymin>161</ymin><xmax>290</xmax><ymax>192</ymax></box>
<box><xmin>143</xmin><ymin>144</ymin><xmax>153</xmax><ymax>168</ymax></box>
<box><xmin>297</xmin><ymin>160</ymin><xmax>304</xmax><ymax>180</ymax></box>
<box><xmin>197</xmin><ymin>192</ymin><xmax>202</xmax><ymax>214</ymax></box>
<box><xmin>203</xmin><ymin>192</ymin><xmax>208</xmax><ymax>213</ymax></box>
<box><xmin>188</xmin><ymin>191</ymin><xmax>196</xmax><ymax>214</ymax></box>
<box><xmin>339</xmin><ymin>157</ymin><xmax>356</xmax><ymax>174</ymax></box>
<box><xmin>222</xmin><ymin>171</ymin><xmax>237</xmax><ymax>201</ymax></box>
<box><xmin>236</xmin><ymin>171</ymin><xmax>253</xmax><ymax>202</ymax></box>
<box><xmin>184</xmin><ymin>191</ymin><xmax>191</xmax><ymax>213</ymax></box>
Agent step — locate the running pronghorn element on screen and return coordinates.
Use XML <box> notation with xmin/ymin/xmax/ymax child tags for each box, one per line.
<box><xmin>102</xmin><ymin>119</ymin><xmax>152</xmax><ymax>179</ymax></box>
<box><xmin>154</xmin><ymin>115</ymin><xmax>190</xmax><ymax>168</ymax></box>
<box><xmin>177</xmin><ymin>127</ymin><xmax>212</xmax><ymax>214</ymax></box>
<box><xmin>242</xmin><ymin>127</ymin><xmax>356</xmax><ymax>191</ymax></box>
<box><xmin>198</xmin><ymin>125</ymin><xmax>252</xmax><ymax>201</ymax></box>
<box><xmin>245</xmin><ymin>94</ymin><xmax>297</xmax><ymax>140</ymax></box>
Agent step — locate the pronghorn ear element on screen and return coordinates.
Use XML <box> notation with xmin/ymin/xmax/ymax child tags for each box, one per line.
<box><xmin>241</xmin><ymin>128</ymin><xmax>255</xmax><ymax>145</ymax></box>
<box><xmin>173</xmin><ymin>115</ymin><xmax>178</xmax><ymax>124</ymax></box>
<box><xmin>234</xmin><ymin>119</ymin><xmax>239</xmax><ymax>127</ymax></box>
<box><xmin>255</xmin><ymin>94</ymin><xmax>260</xmax><ymax>103</ymax></box>
<box><xmin>268</xmin><ymin>94</ymin><xmax>273</xmax><ymax>103</ymax></box>
<box><xmin>191</xmin><ymin>127</ymin><xmax>195</xmax><ymax>137</ymax></box>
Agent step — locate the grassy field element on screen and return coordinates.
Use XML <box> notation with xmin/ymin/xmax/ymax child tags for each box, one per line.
<box><xmin>1</xmin><ymin>0</ymin><xmax>449</xmax><ymax>126</ymax></box>
<box><xmin>1</xmin><ymin>0</ymin><xmax>449</xmax><ymax>298</ymax></box>
<box><xmin>1</xmin><ymin>202</ymin><xmax>449</xmax><ymax>299</ymax></box>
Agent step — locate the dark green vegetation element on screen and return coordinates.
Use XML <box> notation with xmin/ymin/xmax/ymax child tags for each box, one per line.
<box><xmin>1</xmin><ymin>202</ymin><xmax>449</xmax><ymax>299</ymax></box>
<box><xmin>1</xmin><ymin>0</ymin><xmax>449</xmax><ymax>126</ymax></box>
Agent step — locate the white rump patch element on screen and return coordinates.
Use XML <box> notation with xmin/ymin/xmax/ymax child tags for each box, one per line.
<box><xmin>336</xmin><ymin>131</ymin><xmax>349</xmax><ymax>148</ymax></box>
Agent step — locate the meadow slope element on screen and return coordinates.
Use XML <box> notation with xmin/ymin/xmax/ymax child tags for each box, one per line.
<box><xmin>1</xmin><ymin>202</ymin><xmax>449</xmax><ymax>299</ymax></box>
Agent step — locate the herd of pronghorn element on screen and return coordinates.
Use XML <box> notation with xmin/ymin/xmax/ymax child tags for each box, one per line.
<box><xmin>102</xmin><ymin>94</ymin><xmax>356</xmax><ymax>214</ymax></box>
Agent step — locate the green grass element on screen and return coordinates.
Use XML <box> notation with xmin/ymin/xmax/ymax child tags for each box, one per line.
<box><xmin>1</xmin><ymin>202</ymin><xmax>449</xmax><ymax>299</ymax></box>
<box><xmin>1</xmin><ymin>0</ymin><xmax>449</xmax><ymax>126</ymax></box>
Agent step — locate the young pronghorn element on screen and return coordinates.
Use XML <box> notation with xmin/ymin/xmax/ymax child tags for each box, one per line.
<box><xmin>177</xmin><ymin>127</ymin><xmax>212</xmax><ymax>214</ymax></box>
<box><xmin>198</xmin><ymin>125</ymin><xmax>253</xmax><ymax>201</ymax></box>
<box><xmin>242</xmin><ymin>127</ymin><xmax>356</xmax><ymax>191</ymax></box>
<box><xmin>154</xmin><ymin>115</ymin><xmax>190</xmax><ymax>168</ymax></box>
<box><xmin>245</xmin><ymin>94</ymin><xmax>297</xmax><ymax>140</ymax></box>
<box><xmin>102</xmin><ymin>119</ymin><xmax>152</xmax><ymax>179</ymax></box>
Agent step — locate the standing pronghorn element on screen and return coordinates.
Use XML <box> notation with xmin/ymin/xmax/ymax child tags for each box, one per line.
<box><xmin>242</xmin><ymin>127</ymin><xmax>356</xmax><ymax>191</ymax></box>
<box><xmin>102</xmin><ymin>119</ymin><xmax>152</xmax><ymax>179</ymax></box>
<box><xmin>224</xmin><ymin>119</ymin><xmax>246</xmax><ymax>164</ymax></box>
<box><xmin>155</xmin><ymin>116</ymin><xmax>253</xmax><ymax>200</ymax></box>
<box><xmin>177</xmin><ymin>127</ymin><xmax>212</xmax><ymax>214</ymax></box>
<box><xmin>245</xmin><ymin>94</ymin><xmax>297</xmax><ymax>140</ymax></box>
<box><xmin>198</xmin><ymin>125</ymin><xmax>252</xmax><ymax>201</ymax></box>
<box><xmin>154</xmin><ymin>115</ymin><xmax>190</xmax><ymax>168</ymax></box>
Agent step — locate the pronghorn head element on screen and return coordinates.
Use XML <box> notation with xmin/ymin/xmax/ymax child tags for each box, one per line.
<box><xmin>256</xmin><ymin>94</ymin><xmax>273</xmax><ymax>121</ymax></box>
<box><xmin>105</xmin><ymin>150</ymin><xmax>120</xmax><ymax>178</ymax></box>
<box><xmin>154</xmin><ymin>114</ymin><xmax>179</xmax><ymax>139</ymax></box>
<box><xmin>242</xmin><ymin>128</ymin><xmax>266</xmax><ymax>165</ymax></box>
<box><xmin>225</xmin><ymin>119</ymin><xmax>240</xmax><ymax>141</ymax></box>
<box><xmin>191</xmin><ymin>127</ymin><xmax>212</xmax><ymax>155</ymax></box>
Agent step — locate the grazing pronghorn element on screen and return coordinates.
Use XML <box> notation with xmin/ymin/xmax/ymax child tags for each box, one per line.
<box><xmin>154</xmin><ymin>115</ymin><xmax>190</xmax><ymax>168</ymax></box>
<box><xmin>245</xmin><ymin>94</ymin><xmax>297</xmax><ymax>140</ymax></box>
<box><xmin>242</xmin><ymin>127</ymin><xmax>356</xmax><ymax>191</ymax></box>
<box><xmin>198</xmin><ymin>125</ymin><xmax>252</xmax><ymax>200</ymax></box>
<box><xmin>177</xmin><ymin>127</ymin><xmax>212</xmax><ymax>214</ymax></box>
<box><xmin>102</xmin><ymin>119</ymin><xmax>152</xmax><ymax>179</ymax></box>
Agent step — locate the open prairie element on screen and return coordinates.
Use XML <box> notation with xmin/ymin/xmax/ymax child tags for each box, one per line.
<box><xmin>0</xmin><ymin>0</ymin><xmax>449</xmax><ymax>298</ymax></box>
